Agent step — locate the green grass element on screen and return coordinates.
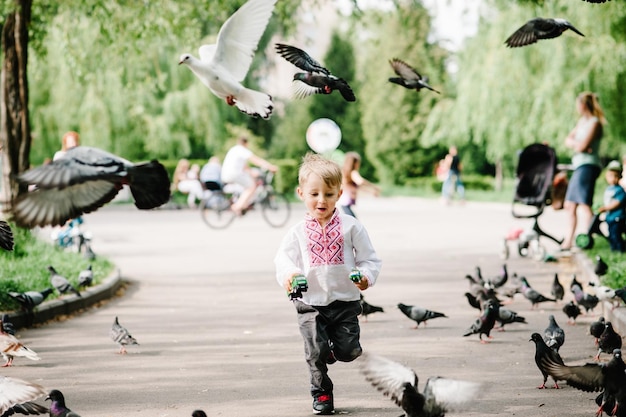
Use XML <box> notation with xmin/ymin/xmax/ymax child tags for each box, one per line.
<box><xmin>0</xmin><ymin>223</ymin><xmax>114</xmax><ymax>312</ymax></box>
<box><xmin>579</xmin><ymin>237</ymin><xmax>626</xmax><ymax>289</ymax></box>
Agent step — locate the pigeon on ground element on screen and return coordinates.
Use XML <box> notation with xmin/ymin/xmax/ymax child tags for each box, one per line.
<box><xmin>616</xmin><ymin>287</ymin><xmax>626</xmax><ymax>306</ymax></box>
<box><xmin>571</xmin><ymin>285</ymin><xmax>599</xmax><ymax>313</ymax></box>
<box><xmin>563</xmin><ymin>301</ymin><xmax>582</xmax><ymax>325</ymax></box>
<box><xmin>504</xmin><ymin>18</ymin><xmax>585</xmax><ymax>48</ymax></box>
<box><xmin>192</xmin><ymin>411</ymin><xmax>207</xmax><ymax>417</ymax></box>
<box><xmin>48</xmin><ymin>266</ymin><xmax>80</xmax><ymax>298</ymax></box>
<box><xmin>275</xmin><ymin>43</ymin><xmax>356</xmax><ymax>102</ymax></box>
<box><xmin>474</xmin><ymin>266</ymin><xmax>486</xmax><ymax>286</ymax></box>
<box><xmin>487</xmin><ymin>264</ymin><xmax>508</xmax><ymax>289</ymax></box>
<box><xmin>544</xmin><ymin>315</ymin><xmax>565</xmax><ymax>352</ymax></box>
<box><xmin>388</xmin><ymin>58</ymin><xmax>440</xmax><ymax>94</ymax></box>
<box><xmin>530</xmin><ymin>332</ymin><xmax>565</xmax><ymax>389</ymax></box>
<box><xmin>0</xmin><ymin>376</ymin><xmax>47</xmax><ymax>416</ymax></box>
<box><xmin>77</xmin><ymin>265</ymin><xmax>93</xmax><ymax>288</ymax></box>
<box><xmin>595</xmin><ymin>255</ymin><xmax>608</xmax><ymax>276</ymax></box>
<box><xmin>551</xmin><ymin>273</ymin><xmax>565</xmax><ymax>302</ymax></box>
<box><xmin>590</xmin><ymin>317</ymin><xmax>606</xmax><ymax>346</ymax></box>
<box><xmin>496</xmin><ymin>307</ymin><xmax>526</xmax><ymax>330</ymax></box>
<box><xmin>541</xmin><ymin>348</ymin><xmax>625</xmax><ymax>417</ymax></box>
<box><xmin>178</xmin><ymin>0</ymin><xmax>276</xmax><ymax>119</ymax></box>
<box><xmin>110</xmin><ymin>316</ymin><xmax>139</xmax><ymax>354</ymax></box>
<box><xmin>463</xmin><ymin>300</ymin><xmax>497</xmax><ymax>343</ymax></box>
<box><xmin>571</xmin><ymin>275</ymin><xmax>583</xmax><ymax>291</ymax></box>
<box><xmin>588</xmin><ymin>282</ymin><xmax>618</xmax><ymax>308</ymax></box>
<box><xmin>8</xmin><ymin>288</ymin><xmax>54</xmax><ymax>312</ymax></box>
<box><xmin>520</xmin><ymin>277</ymin><xmax>556</xmax><ymax>308</ymax></box>
<box><xmin>397</xmin><ymin>303</ymin><xmax>447</xmax><ymax>329</ymax></box>
<box><xmin>357</xmin><ymin>352</ymin><xmax>482</xmax><ymax>417</ymax></box>
<box><xmin>0</xmin><ymin>221</ymin><xmax>14</xmax><ymax>251</ymax></box>
<box><xmin>46</xmin><ymin>390</ymin><xmax>81</xmax><ymax>417</ymax></box>
<box><xmin>464</xmin><ymin>292</ymin><xmax>482</xmax><ymax>311</ymax></box>
<box><xmin>12</xmin><ymin>146</ymin><xmax>170</xmax><ymax>228</ymax></box>
<box><xmin>596</xmin><ymin>322</ymin><xmax>622</xmax><ymax>361</ymax></box>
<box><xmin>0</xmin><ymin>318</ymin><xmax>40</xmax><ymax>366</ymax></box>
<box><xmin>360</xmin><ymin>295</ymin><xmax>384</xmax><ymax>322</ymax></box>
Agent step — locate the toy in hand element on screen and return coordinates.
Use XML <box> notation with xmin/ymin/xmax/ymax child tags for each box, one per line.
<box><xmin>289</xmin><ymin>275</ymin><xmax>308</xmax><ymax>300</ymax></box>
<box><xmin>350</xmin><ymin>268</ymin><xmax>362</xmax><ymax>283</ymax></box>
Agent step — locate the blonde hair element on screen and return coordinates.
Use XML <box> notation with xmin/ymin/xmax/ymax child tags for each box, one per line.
<box><xmin>298</xmin><ymin>153</ymin><xmax>342</xmax><ymax>189</ymax></box>
<box><xmin>62</xmin><ymin>131</ymin><xmax>80</xmax><ymax>151</ymax></box>
<box><xmin>172</xmin><ymin>158</ymin><xmax>190</xmax><ymax>191</ymax></box>
<box><xmin>577</xmin><ymin>92</ymin><xmax>607</xmax><ymax>124</ymax></box>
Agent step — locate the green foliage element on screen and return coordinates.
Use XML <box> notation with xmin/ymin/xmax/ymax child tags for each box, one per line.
<box><xmin>582</xmin><ymin>238</ymin><xmax>626</xmax><ymax>289</ymax></box>
<box><xmin>0</xmin><ymin>223</ymin><xmax>114</xmax><ymax>311</ymax></box>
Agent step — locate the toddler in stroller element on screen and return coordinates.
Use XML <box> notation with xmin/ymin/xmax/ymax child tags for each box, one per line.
<box><xmin>504</xmin><ymin>144</ymin><xmax>564</xmax><ymax>260</ymax></box>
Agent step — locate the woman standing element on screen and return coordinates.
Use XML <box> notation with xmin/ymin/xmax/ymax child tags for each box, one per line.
<box><xmin>561</xmin><ymin>92</ymin><xmax>606</xmax><ymax>251</ymax></box>
<box><xmin>338</xmin><ymin>152</ymin><xmax>380</xmax><ymax>218</ymax></box>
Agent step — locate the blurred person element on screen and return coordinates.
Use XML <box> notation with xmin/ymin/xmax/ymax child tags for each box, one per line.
<box><xmin>597</xmin><ymin>160</ymin><xmax>626</xmax><ymax>252</ymax></box>
<box><xmin>441</xmin><ymin>145</ymin><xmax>465</xmax><ymax>204</ymax></box>
<box><xmin>172</xmin><ymin>159</ymin><xmax>204</xmax><ymax>209</ymax></box>
<box><xmin>337</xmin><ymin>151</ymin><xmax>380</xmax><ymax>218</ymax></box>
<box><xmin>200</xmin><ymin>156</ymin><xmax>223</xmax><ymax>191</ymax></box>
<box><xmin>53</xmin><ymin>131</ymin><xmax>80</xmax><ymax>161</ymax></box>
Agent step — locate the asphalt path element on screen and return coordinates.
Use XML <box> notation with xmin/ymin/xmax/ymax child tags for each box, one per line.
<box><xmin>5</xmin><ymin>196</ymin><xmax>611</xmax><ymax>417</ymax></box>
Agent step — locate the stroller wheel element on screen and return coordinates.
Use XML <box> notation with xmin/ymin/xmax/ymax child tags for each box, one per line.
<box><xmin>575</xmin><ymin>233</ymin><xmax>594</xmax><ymax>250</ymax></box>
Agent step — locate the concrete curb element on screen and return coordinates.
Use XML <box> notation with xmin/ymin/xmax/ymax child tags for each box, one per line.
<box><xmin>3</xmin><ymin>268</ymin><xmax>124</xmax><ymax>330</ymax></box>
<box><xmin>574</xmin><ymin>252</ymin><xmax>626</xmax><ymax>336</ymax></box>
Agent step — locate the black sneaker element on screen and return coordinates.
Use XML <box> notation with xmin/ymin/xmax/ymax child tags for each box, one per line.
<box><xmin>312</xmin><ymin>393</ymin><xmax>334</xmax><ymax>415</ymax></box>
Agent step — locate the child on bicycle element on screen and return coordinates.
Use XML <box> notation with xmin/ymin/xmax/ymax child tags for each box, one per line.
<box><xmin>597</xmin><ymin>160</ymin><xmax>626</xmax><ymax>252</ymax></box>
<box><xmin>274</xmin><ymin>153</ymin><xmax>382</xmax><ymax>415</ymax></box>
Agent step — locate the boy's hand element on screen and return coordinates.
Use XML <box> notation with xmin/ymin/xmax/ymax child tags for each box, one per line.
<box><xmin>350</xmin><ymin>268</ymin><xmax>369</xmax><ymax>290</ymax></box>
<box><xmin>355</xmin><ymin>278</ymin><xmax>369</xmax><ymax>291</ymax></box>
<box><xmin>287</xmin><ymin>274</ymin><xmax>308</xmax><ymax>300</ymax></box>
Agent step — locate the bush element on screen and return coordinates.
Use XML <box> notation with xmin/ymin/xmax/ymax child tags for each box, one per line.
<box><xmin>581</xmin><ymin>238</ymin><xmax>626</xmax><ymax>289</ymax></box>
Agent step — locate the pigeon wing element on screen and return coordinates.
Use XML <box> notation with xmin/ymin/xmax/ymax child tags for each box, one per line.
<box><xmin>0</xmin><ymin>376</ymin><xmax>46</xmax><ymax>416</ymax></box>
<box><xmin>275</xmin><ymin>43</ymin><xmax>330</xmax><ymax>75</ymax></box>
<box><xmin>0</xmin><ymin>221</ymin><xmax>14</xmax><ymax>251</ymax></box>
<box><xmin>540</xmin><ymin>359</ymin><xmax>605</xmax><ymax>392</ymax></box>
<box><xmin>358</xmin><ymin>352</ymin><xmax>418</xmax><ymax>407</ymax></box>
<box><xmin>505</xmin><ymin>19</ymin><xmax>540</xmax><ymax>47</ymax></box>
<box><xmin>291</xmin><ymin>81</ymin><xmax>325</xmax><ymax>100</ymax></box>
<box><xmin>211</xmin><ymin>0</ymin><xmax>278</xmax><ymax>82</ymax></box>
<box><xmin>423</xmin><ymin>377</ymin><xmax>482</xmax><ymax>414</ymax></box>
<box><xmin>389</xmin><ymin>58</ymin><xmax>421</xmax><ymax>81</ymax></box>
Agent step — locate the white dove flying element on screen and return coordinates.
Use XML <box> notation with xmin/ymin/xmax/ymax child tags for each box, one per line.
<box><xmin>178</xmin><ymin>0</ymin><xmax>277</xmax><ymax>119</ymax></box>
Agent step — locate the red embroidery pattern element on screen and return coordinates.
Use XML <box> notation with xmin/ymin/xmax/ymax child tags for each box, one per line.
<box><xmin>305</xmin><ymin>213</ymin><xmax>344</xmax><ymax>266</ymax></box>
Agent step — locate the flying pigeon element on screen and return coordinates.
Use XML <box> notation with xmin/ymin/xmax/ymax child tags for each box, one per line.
<box><xmin>544</xmin><ymin>315</ymin><xmax>565</xmax><ymax>352</ymax></box>
<box><xmin>110</xmin><ymin>316</ymin><xmax>139</xmax><ymax>354</ymax></box>
<box><xmin>571</xmin><ymin>285</ymin><xmax>599</xmax><ymax>313</ymax></box>
<box><xmin>596</xmin><ymin>322</ymin><xmax>622</xmax><ymax>361</ymax></box>
<box><xmin>0</xmin><ymin>220</ymin><xmax>14</xmax><ymax>251</ymax></box>
<box><xmin>505</xmin><ymin>18</ymin><xmax>585</xmax><ymax>48</ymax></box>
<box><xmin>48</xmin><ymin>266</ymin><xmax>81</xmax><ymax>298</ymax></box>
<box><xmin>46</xmin><ymin>390</ymin><xmax>81</xmax><ymax>417</ymax></box>
<box><xmin>595</xmin><ymin>255</ymin><xmax>608</xmax><ymax>276</ymax></box>
<box><xmin>360</xmin><ymin>295</ymin><xmax>384</xmax><ymax>322</ymax></box>
<box><xmin>397</xmin><ymin>303</ymin><xmax>447</xmax><ymax>329</ymax></box>
<box><xmin>0</xmin><ymin>376</ymin><xmax>47</xmax><ymax>416</ymax></box>
<box><xmin>12</xmin><ymin>146</ymin><xmax>170</xmax><ymax>228</ymax></box>
<box><xmin>388</xmin><ymin>58</ymin><xmax>440</xmax><ymax>94</ymax></box>
<box><xmin>463</xmin><ymin>300</ymin><xmax>497</xmax><ymax>343</ymax></box>
<box><xmin>530</xmin><ymin>332</ymin><xmax>565</xmax><ymax>389</ymax></box>
<box><xmin>562</xmin><ymin>300</ymin><xmax>582</xmax><ymax>325</ymax></box>
<box><xmin>78</xmin><ymin>265</ymin><xmax>93</xmax><ymax>288</ymax></box>
<box><xmin>0</xmin><ymin>317</ymin><xmax>40</xmax><ymax>367</ymax></box>
<box><xmin>551</xmin><ymin>273</ymin><xmax>565</xmax><ymax>302</ymax></box>
<box><xmin>8</xmin><ymin>288</ymin><xmax>54</xmax><ymax>312</ymax></box>
<box><xmin>357</xmin><ymin>352</ymin><xmax>482</xmax><ymax>417</ymax></box>
<box><xmin>275</xmin><ymin>43</ymin><xmax>356</xmax><ymax>102</ymax></box>
<box><xmin>590</xmin><ymin>317</ymin><xmax>606</xmax><ymax>346</ymax></box>
<box><xmin>192</xmin><ymin>411</ymin><xmax>208</xmax><ymax>417</ymax></box>
<box><xmin>583</xmin><ymin>0</ymin><xmax>610</xmax><ymax>3</ymax></box>
<box><xmin>541</xmin><ymin>348</ymin><xmax>625</xmax><ymax>417</ymax></box>
<box><xmin>179</xmin><ymin>0</ymin><xmax>276</xmax><ymax>119</ymax></box>
<box><xmin>1</xmin><ymin>401</ymin><xmax>48</xmax><ymax>417</ymax></box>
<box><xmin>520</xmin><ymin>276</ymin><xmax>556</xmax><ymax>308</ymax></box>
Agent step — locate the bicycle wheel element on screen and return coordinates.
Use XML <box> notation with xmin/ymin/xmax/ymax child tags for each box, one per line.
<box><xmin>261</xmin><ymin>192</ymin><xmax>291</xmax><ymax>228</ymax></box>
<box><xmin>200</xmin><ymin>192</ymin><xmax>236</xmax><ymax>229</ymax></box>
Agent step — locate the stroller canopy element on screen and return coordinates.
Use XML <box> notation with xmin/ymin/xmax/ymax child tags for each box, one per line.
<box><xmin>514</xmin><ymin>143</ymin><xmax>557</xmax><ymax>207</ymax></box>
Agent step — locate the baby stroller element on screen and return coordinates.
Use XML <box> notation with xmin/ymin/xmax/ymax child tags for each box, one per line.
<box><xmin>504</xmin><ymin>143</ymin><xmax>563</xmax><ymax>260</ymax></box>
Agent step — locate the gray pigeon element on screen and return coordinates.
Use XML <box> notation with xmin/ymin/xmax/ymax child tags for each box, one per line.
<box><xmin>77</xmin><ymin>265</ymin><xmax>93</xmax><ymax>288</ymax></box>
<box><xmin>463</xmin><ymin>300</ymin><xmax>497</xmax><ymax>343</ymax></box>
<box><xmin>530</xmin><ymin>332</ymin><xmax>565</xmax><ymax>389</ymax></box>
<box><xmin>275</xmin><ymin>43</ymin><xmax>356</xmax><ymax>102</ymax></box>
<box><xmin>12</xmin><ymin>146</ymin><xmax>170</xmax><ymax>228</ymax></box>
<box><xmin>0</xmin><ymin>376</ymin><xmax>47</xmax><ymax>416</ymax></box>
<box><xmin>357</xmin><ymin>352</ymin><xmax>482</xmax><ymax>417</ymax></box>
<box><xmin>544</xmin><ymin>315</ymin><xmax>565</xmax><ymax>352</ymax></box>
<box><xmin>571</xmin><ymin>285</ymin><xmax>599</xmax><ymax>313</ymax></box>
<box><xmin>505</xmin><ymin>18</ymin><xmax>584</xmax><ymax>48</ymax></box>
<box><xmin>8</xmin><ymin>288</ymin><xmax>54</xmax><ymax>312</ymax></box>
<box><xmin>46</xmin><ymin>390</ymin><xmax>81</xmax><ymax>417</ymax></box>
<box><xmin>520</xmin><ymin>277</ymin><xmax>556</xmax><ymax>308</ymax></box>
<box><xmin>360</xmin><ymin>295</ymin><xmax>384</xmax><ymax>322</ymax></box>
<box><xmin>0</xmin><ymin>220</ymin><xmax>14</xmax><ymax>251</ymax></box>
<box><xmin>397</xmin><ymin>303</ymin><xmax>447</xmax><ymax>329</ymax></box>
<box><xmin>551</xmin><ymin>273</ymin><xmax>565</xmax><ymax>301</ymax></box>
<box><xmin>496</xmin><ymin>307</ymin><xmax>526</xmax><ymax>330</ymax></box>
<box><xmin>110</xmin><ymin>316</ymin><xmax>139</xmax><ymax>354</ymax></box>
<box><xmin>48</xmin><ymin>266</ymin><xmax>81</xmax><ymax>298</ymax></box>
<box><xmin>388</xmin><ymin>58</ymin><xmax>440</xmax><ymax>94</ymax></box>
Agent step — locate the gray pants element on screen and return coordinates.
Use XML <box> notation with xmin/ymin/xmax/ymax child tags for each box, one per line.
<box><xmin>294</xmin><ymin>300</ymin><xmax>363</xmax><ymax>396</ymax></box>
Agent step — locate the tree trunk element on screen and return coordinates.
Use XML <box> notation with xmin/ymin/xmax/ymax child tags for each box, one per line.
<box><xmin>1</xmin><ymin>0</ymin><xmax>32</xmax><ymax>214</ymax></box>
<box><xmin>494</xmin><ymin>157</ymin><xmax>503</xmax><ymax>192</ymax></box>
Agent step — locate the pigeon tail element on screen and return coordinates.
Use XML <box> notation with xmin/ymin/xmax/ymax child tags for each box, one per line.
<box><xmin>0</xmin><ymin>220</ymin><xmax>14</xmax><ymax>251</ymax></box>
<box><xmin>234</xmin><ymin>87</ymin><xmax>273</xmax><ymax>119</ymax></box>
<box><xmin>127</xmin><ymin>161</ymin><xmax>171</xmax><ymax>210</ymax></box>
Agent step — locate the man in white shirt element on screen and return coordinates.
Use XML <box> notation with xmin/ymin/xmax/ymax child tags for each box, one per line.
<box><xmin>221</xmin><ymin>137</ymin><xmax>277</xmax><ymax>215</ymax></box>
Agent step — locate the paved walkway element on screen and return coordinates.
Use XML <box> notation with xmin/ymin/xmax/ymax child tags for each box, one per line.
<box><xmin>6</xmin><ymin>197</ymin><xmax>613</xmax><ymax>417</ymax></box>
